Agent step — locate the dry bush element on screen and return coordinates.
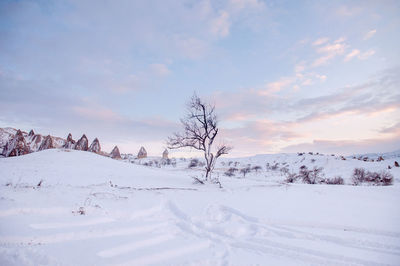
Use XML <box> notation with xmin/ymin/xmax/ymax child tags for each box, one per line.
<box><xmin>188</xmin><ymin>158</ymin><xmax>200</xmax><ymax>168</ymax></box>
<box><xmin>352</xmin><ymin>168</ymin><xmax>393</xmax><ymax>186</ymax></box>
<box><xmin>285</xmin><ymin>172</ymin><xmax>298</xmax><ymax>183</ymax></box>
<box><xmin>324</xmin><ymin>176</ymin><xmax>344</xmax><ymax>185</ymax></box>
<box><xmin>252</xmin><ymin>165</ymin><xmax>262</xmax><ymax>173</ymax></box>
<box><xmin>224</xmin><ymin>167</ymin><xmax>238</xmax><ymax>177</ymax></box>
<box><xmin>352</xmin><ymin>168</ymin><xmax>366</xmax><ymax>185</ymax></box>
<box><xmin>240</xmin><ymin>166</ymin><xmax>251</xmax><ymax>178</ymax></box>
<box><xmin>299</xmin><ymin>166</ymin><xmax>324</xmax><ymax>184</ymax></box>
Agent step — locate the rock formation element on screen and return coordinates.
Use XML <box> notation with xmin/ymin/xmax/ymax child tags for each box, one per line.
<box><xmin>395</xmin><ymin>161</ymin><xmax>399</xmax><ymax>167</ymax></box>
<box><xmin>162</xmin><ymin>149</ymin><xmax>168</xmax><ymax>159</ymax></box>
<box><xmin>88</xmin><ymin>138</ymin><xmax>101</xmax><ymax>154</ymax></box>
<box><xmin>63</xmin><ymin>133</ymin><xmax>75</xmax><ymax>149</ymax></box>
<box><xmin>137</xmin><ymin>146</ymin><xmax>147</xmax><ymax>159</ymax></box>
<box><xmin>38</xmin><ymin>135</ymin><xmax>55</xmax><ymax>151</ymax></box>
<box><xmin>30</xmin><ymin>134</ymin><xmax>43</xmax><ymax>151</ymax></box>
<box><xmin>110</xmin><ymin>146</ymin><xmax>121</xmax><ymax>159</ymax></box>
<box><xmin>75</xmin><ymin>134</ymin><xmax>88</xmax><ymax>151</ymax></box>
<box><xmin>2</xmin><ymin>130</ymin><xmax>30</xmax><ymax>157</ymax></box>
<box><xmin>28</xmin><ymin>129</ymin><xmax>35</xmax><ymax>137</ymax></box>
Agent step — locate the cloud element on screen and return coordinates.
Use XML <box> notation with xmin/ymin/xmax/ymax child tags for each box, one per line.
<box><xmin>72</xmin><ymin>106</ymin><xmax>125</xmax><ymax>122</ymax></box>
<box><xmin>336</xmin><ymin>5</ymin><xmax>363</xmax><ymax>17</ymax></box>
<box><xmin>344</xmin><ymin>49</ymin><xmax>375</xmax><ymax>62</ymax></box>
<box><xmin>364</xmin><ymin>29</ymin><xmax>377</xmax><ymax>40</ymax></box>
<box><xmin>150</xmin><ymin>63</ymin><xmax>171</xmax><ymax>77</ymax></box>
<box><xmin>212</xmin><ymin>67</ymin><xmax>400</xmax><ymax>155</ymax></box>
<box><xmin>312</xmin><ymin>38</ymin><xmax>347</xmax><ymax>67</ymax></box>
<box><xmin>174</xmin><ymin>37</ymin><xmax>209</xmax><ymax>59</ymax></box>
<box><xmin>263</xmin><ymin>77</ymin><xmax>294</xmax><ymax>94</ymax></box>
<box><xmin>380</xmin><ymin>121</ymin><xmax>400</xmax><ymax>134</ymax></box>
<box><xmin>292</xmin><ymin>68</ymin><xmax>400</xmax><ymax>123</ymax></box>
<box><xmin>312</xmin><ymin>37</ymin><xmax>329</xmax><ymax>46</ymax></box>
<box><xmin>228</xmin><ymin>0</ymin><xmax>265</xmax><ymax>11</ymax></box>
<box><xmin>358</xmin><ymin>49</ymin><xmax>375</xmax><ymax>60</ymax></box>
<box><xmin>282</xmin><ymin>136</ymin><xmax>400</xmax><ymax>155</ymax></box>
<box><xmin>344</xmin><ymin>49</ymin><xmax>360</xmax><ymax>62</ymax></box>
<box><xmin>210</xmin><ymin>11</ymin><xmax>231</xmax><ymax>38</ymax></box>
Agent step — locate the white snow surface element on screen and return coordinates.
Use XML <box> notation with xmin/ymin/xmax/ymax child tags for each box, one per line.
<box><xmin>0</xmin><ymin>149</ymin><xmax>400</xmax><ymax>265</ymax></box>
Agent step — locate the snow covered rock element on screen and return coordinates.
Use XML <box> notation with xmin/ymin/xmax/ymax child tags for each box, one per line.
<box><xmin>88</xmin><ymin>138</ymin><xmax>101</xmax><ymax>154</ymax></box>
<box><xmin>110</xmin><ymin>146</ymin><xmax>121</xmax><ymax>159</ymax></box>
<box><xmin>0</xmin><ymin>128</ymin><xmax>17</xmax><ymax>154</ymax></box>
<box><xmin>28</xmin><ymin>129</ymin><xmax>35</xmax><ymax>137</ymax></box>
<box><xmin>162</xmin><ymin>149</ymin><xmax>168</xmax><ymax>159</ymax></box>
<box><xmin>137</xmin><ymin>146</ymin><xmax>147</xmax><ymax>159</ymax></box>
<box><xmin>29</xmin><ymin>134</ymin><xmax>43</xmax><ymax>151</ymax></box>
<box><xmin>63</xmin><ymin>133</ymin><xmax>75</xmax><ymax>149</ymax></box>
<box><xmin>38</xmin><ymin>135</ymin><xmax>55</xmax><ymax>151</ymax></box>
<box><xmin>2</xmin><ymin>129</ymin><xmax>30</xmax><ymax>157</ymax></box>
<box><xmin>75</xmin><ymin>134</ymin><xmax>88</xmax><ymax>151</ymax></box>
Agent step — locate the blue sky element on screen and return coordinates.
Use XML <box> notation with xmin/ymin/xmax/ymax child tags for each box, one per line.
<box><xmin>1</xmin><ymin>0</ymin><xmax>399</xmax><ymax>157</ymax></box>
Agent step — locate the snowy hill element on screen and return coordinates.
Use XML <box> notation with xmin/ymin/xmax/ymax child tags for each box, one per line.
<box><xmin>1</xmin><ymin>149</ymin><xmax>400</xmax><ymax>265</ymax></box>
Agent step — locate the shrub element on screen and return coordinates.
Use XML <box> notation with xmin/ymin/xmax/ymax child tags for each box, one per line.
<box><xmin>224</xmin><ymin>167</ymin><xmax>238</xmax><ymax>177</ymax></box>
<box><xmin>380</xmin><ymin>171</ymin><xmax>394</xmax><ymax>186</ymax></box>
<box><xmin>188</xmin><ymin>158</ymin><xmax>200</xmax><ymax>168</ymax></box>
<box><xmin>324</xmin><ymin>176</ymin><xmax>344</xmax><ymax>185</ymax></box>
<box><xmin>352</xmin><ymin>168</ymin><xmax>366</xmax><ymax>185</ymax></box>
<box><xmin>299</xmin><ymin>166</ymin><xmax>324</xmax><ymax>184</ymax></box>
<box><xmin>240</xmin><ymin>167</ymin><xmax>251</xmax><ymax>178</ymax></box>
<box><xmin>285</xmin><ymin>172</ymin><xmax>298</xmax><ymax>183</ymax></box>
<box><xmin>252</xmin><ymin>165</ymin><xmax>262</xmax><ymax>173</ymax></box>
<box><xmin>280</xmin><ymin>166</ymin><xmax>289</xmax><ymax>174</ymax></box>
<box><xmin>352</xmin><ymin>168</ymin><xmax>393</xmax><ymax>186</ymax></box>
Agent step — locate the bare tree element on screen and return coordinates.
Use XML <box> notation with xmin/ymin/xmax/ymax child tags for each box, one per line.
<box><xmin>167</xmin><ymin>94</ymin><xmax>232</xmax><ymax>181</ymax></box>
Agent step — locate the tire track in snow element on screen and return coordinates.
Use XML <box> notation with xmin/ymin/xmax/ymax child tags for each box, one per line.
<box><xmin>97</xmin><ymin>234</ymin><xmax>174</xmax><ymax>258</ymax></box>
<box><xmin>114</xmin><ymin>241</ymin><xmax>209</xmax><ymax>266</ymax></box>
<box><xmin>0</xmin><ymin>222</ymin><xmax>168</xmax><ymax>244</ymax></box>
<box><xmin>30</xmin><ymin>217</ymin><xmax>115</xmax><ymax>229</ymax></box>
<box><xmin>163</xmin><ymin>202</ymin><xmax>400</xmax><ymax>265</ymax></box>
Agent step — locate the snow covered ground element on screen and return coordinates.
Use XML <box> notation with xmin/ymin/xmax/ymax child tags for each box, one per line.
<box><xmin>1</xmin><ymin>149</ymin><xmax>400</xmax><ymax>265</ymax></box>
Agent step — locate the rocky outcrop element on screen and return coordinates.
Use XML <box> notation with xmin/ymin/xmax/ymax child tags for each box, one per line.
<box><xmin>137</xmin><ymin>146</ymin><xmax>147</xmax><ymax>159</ymax></box>
<box><xmin>38</xmin><ymin>135</ymin><xmax>55</xmax><ymax>151</ymax></box>
<box><xmin>75</xmin><ymin>134</ymin><xmax>88</xmax><ymax>151</ymax></box>
<box><xmin>63</xmin><ymin>133</ymin><xmax>75</xmax><ymax>149</ymax></box>
<box><xmin>162</xmin><ymin>149</ymin><xmax>168</xmax><ymax>159</ymax></box>
<box><xmin>110</xmin><ymin>146</ymin><xmax>121</xmax><ymax>159</ymax></box>
<box><xmin>30</xmin><ymin>134</ymin><xmax>43</xmax><ymax>151</ymax></box>
<box><xmin>2</xmin><ymin>130</ymin><xmax>30</xmax><ymax>157</ymax></box>
<box><xmin>28</xmin><ymin>129</ymin><xmax>35</xmax><ymax>137</ymax></box>
<box><xmin>88</xmin><ymin>138</ymin><xmax>101</xmax><ymax>154</ymax></box>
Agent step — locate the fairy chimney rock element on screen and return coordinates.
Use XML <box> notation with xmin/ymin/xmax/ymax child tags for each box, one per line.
<box><xmin>2</xmin><ymin>129</ymin><xmax>30</xmax><ymax>157</ymax></box>
<box><xmin>63</xmin><ymin>133</ymin><xmax>75</xmax><ymax>149</ymax></box>
<box><xmin>162</xmin><ymin>149</ymin><xmax>168</xmax><ymax>159</ymax></box>
<box><xmin>88</xmin><ymin>138</ymin><xmax>101</xmax><ymax>154</ymax></box>
<box><xmin>110</xmin><ymin>146</ymin><xmax>121</xmax><ymax>159</ymax></box>
<box><xmin>75</xmin><ymin>134</ymin><xmax>88</xmax><ymax>151</ymax></box>
<box><xmin>38</xmin><ymin>135</ymin><xmax>55</xmax><ymax>151</ymax></box>
<box><xmin>137</xmin><ymin>146</ymin><xmax>147</xmax><ymax>159</ymax></box>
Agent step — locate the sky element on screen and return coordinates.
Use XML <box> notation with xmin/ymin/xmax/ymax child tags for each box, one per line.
<box><xmin>0</xmin><ymin>0</ymin><xmax>399</xmax><ymax>157</ymax></box>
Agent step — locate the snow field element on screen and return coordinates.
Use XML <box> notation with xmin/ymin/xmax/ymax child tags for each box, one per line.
<box><xmin>0</xmin><ymin>149</ymin><xmax>399</xmax><ymax>265</ymax></box>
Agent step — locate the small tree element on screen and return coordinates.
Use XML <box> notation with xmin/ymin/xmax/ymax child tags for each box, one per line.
<box><xmin>167</xmin><ymin>94</ymin><xmax>232</xmax><ymax>181</ymax></box>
